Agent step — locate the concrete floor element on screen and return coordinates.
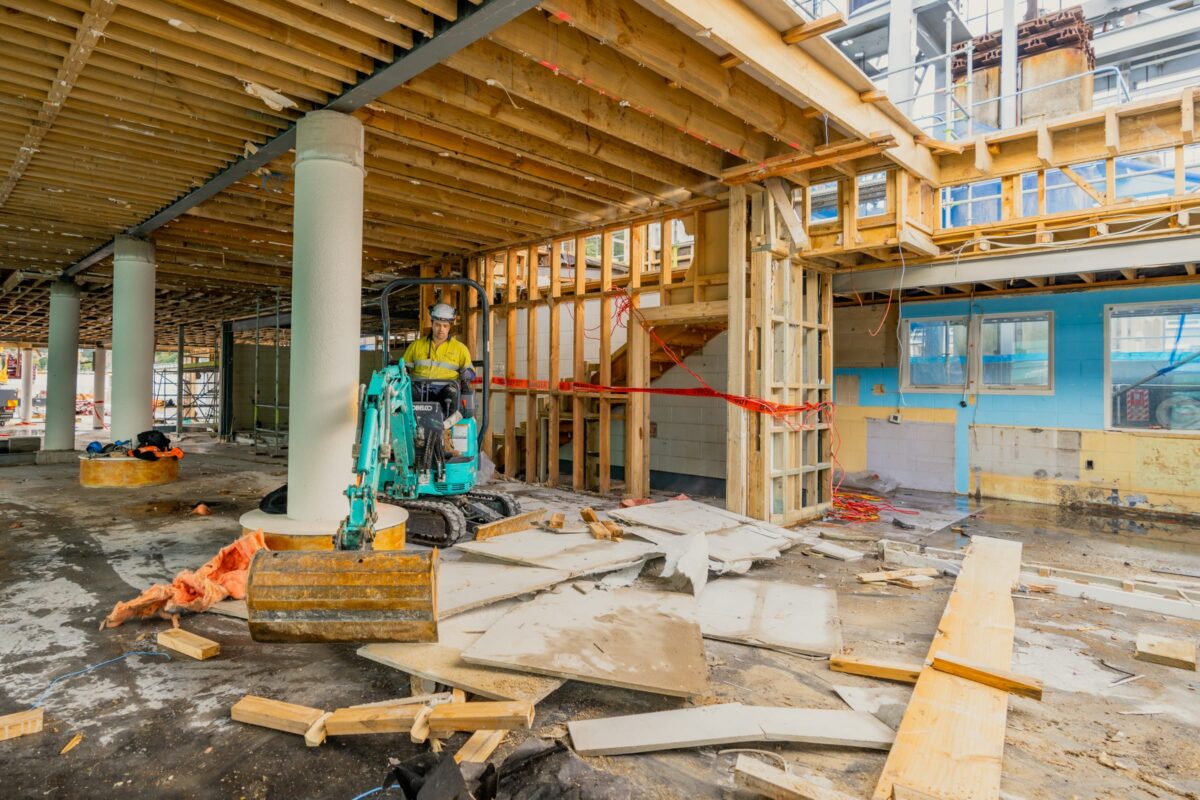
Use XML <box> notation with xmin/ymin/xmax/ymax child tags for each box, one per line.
<box><xmin>1</xmin><ymin>440</ymin><xmax>1198</xmax><ymax>799</ymax></box>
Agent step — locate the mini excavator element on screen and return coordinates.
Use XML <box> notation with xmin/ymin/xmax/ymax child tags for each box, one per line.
<box><xmin>246</xmin><ymin>277</ymin><xmax>521</xmax><ymax>644</ymax></box>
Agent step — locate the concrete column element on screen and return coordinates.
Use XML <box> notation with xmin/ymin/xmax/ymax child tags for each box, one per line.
<box><xmin>92</xmin><ymin>347</ymin><xmax>106</xmax><ymax>429</ymax></box>
<box><xmin>19</xmin><ymin>347</ymin><xmax>34</xmax><ymax>423</ymax></box>
<box><xmin>888</xmin><ymin>0</ymin><xmax>915</xmax><ymax>116</ymax></box>
<box><xmin>1000</xmin><ymin>0</ymin><xmax>1018</xmax><ymax>128</ymax></box>
<box><xmin>45</xmin><ymin>282</ymin><xmax>80</xmax><ymax>450</ymax></box>
<box><xmin>111</xmin><ymin>236</ymin><xmax>156</xmax><ymax>443</ymax></box>
<box><xmin>286</xmin><ymin>110</ymin><xmax>364</xmax><ymax>523</ymax></box>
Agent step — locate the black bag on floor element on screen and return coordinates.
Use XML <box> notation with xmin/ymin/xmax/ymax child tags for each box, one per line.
<box><xmin>260</xmin><ymin>484</ymin><xmax>288</xmax><ymax>515</ymax></box>
<box><xmin>137</xmin><ymin>430</ymin><xmax>171</xmax><ymax>450</ymax></box>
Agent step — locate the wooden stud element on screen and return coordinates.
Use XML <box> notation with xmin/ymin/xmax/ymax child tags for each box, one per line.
<box><xmin>454</xmin><ymin>729</ymin><xmax>508</xmax><ymax>764</ymax></box>
<box><xmin>930</xmin><ymin>652</ymin><xmax>1044</xmax><ymax>700</ymax></box>
<box><xmin>157</xmin><ymin>628</ymin><xmax>220</xmax><ymax>660</ymax></box>
<box><xmin>572</xmin><ymin>234</ymin><xmax>587</xmax><ymax>492</ymax></box>
<box><xmin>726</xmin><ymin>185</ymin><xmax>749</xmax><ymax>516</ymax></box>
<box><xmin>304</xmin><ymin>711</ymin><xmax>334</xmax><ymax>747</ymax></box>
<box><xmin>1183</xmin><ymin>89</ymin><xmax>1195</xmax><ymax>144</ymax></box>
<box><xmin>829</xmin><ymin>655</ymin><xmax>922</xmax><ymax>684</ymax></box>
<box><xmin>473</xmin><ymin>509</ymin><xmax>546</xmax><ymax>541</ymax></box>
<box><xmin>526</xmin><ymin>244</ymin><xmax>540</xmax><ymax>485</ymax></box>
<box><xmin>231</xmin><ymin>696</ymin><xmax>325</xmax><ymax>736</ymax></box>
<box><xmin>974</xmin><ymin>135</ymin><xmax>993</xmax><ymax>176</ymax></box>
<box><xmin>599</xmin><ymin>229</ymin><xmax>614</xmax><ymax>494</ymax></box>
<box><xmin>547</xmin><ymin>241</ymin><xmax>563</xmax><ymax>487</ymax></box>
<box><xmin>504</xmin><ymin>249</ymin><xmax>518</xmax><ymax>480</ymax></box>
<box><xmin>734</xmin><ymin>754</ymin><xmax>857</xmax><ymax>800</ymax></box>
<box><xmin>1105</xmin><ymin>108</ymin><xmax>1121</xmax><ymax>156</ymax></box>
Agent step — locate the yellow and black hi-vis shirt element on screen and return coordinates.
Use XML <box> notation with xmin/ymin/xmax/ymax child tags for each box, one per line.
<box><xmin>402</xmin><ymin>334</ymin><xmax>472</xmax><ymax>381</ymax></box>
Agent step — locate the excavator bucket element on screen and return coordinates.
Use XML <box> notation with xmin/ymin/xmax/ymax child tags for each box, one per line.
<box><xmin>245</xmin><ymin>549</ymin><xmax>438</xmax><ymax>644</ymax></box>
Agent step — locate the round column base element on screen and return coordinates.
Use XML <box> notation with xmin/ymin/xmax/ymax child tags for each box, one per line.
<box><xmin>80</xmin><ymin>455</ymin><xmax>180</xmax><ymax>488</ymax></box>
<box><xmin>238</xmin><ymin>505</ymin><xmax>407</xmax><ymax>551</ymax></box>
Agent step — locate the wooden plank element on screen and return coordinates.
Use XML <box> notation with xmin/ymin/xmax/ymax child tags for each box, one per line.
<box><xmin>638</xmin><ymin>300</ymin><xmax>729</xmax><ymax>326</ymax></box>
<box><xmin>454</xmin><ymin>729</ymin><xmax>508</xmax><ymax>764</ymax></box>
<box><xmin>325</xmin><ymin>705</ymin><xmax>423</xmax><ymax>735</ymax></box>
<box><xmin>764</xmin><ymin>178</ymin><xmax>810</xmax><ymax>250</ymax></box>
<box><xmin>726</xmin><ymin>184</ymin><xmax>748</xmax><ymax>517</ymax></box>
<box><xmin>462</xmin><ymin>587</ymin><xmax>709</xmax><ymax>697</ymax></box>
<box><xmin>781</xmin><ymin>13</ymin><xmax>847</xmax><ymax>45</ymax></box>
<box><xmin>231</xmin><ymin>696</ymin><xmax>324</xmax><ymax>736</ymax></box>
<box><xmin>326</xmin><ymin>701</ymin><xmax>533</xmax><ymax>737</ymax></box>
<box><xmin>891</xmin><ymin>575</ymin><xmax>936</xmax><ymax>589</ymax></box>
<box><xmin>829</xmin><ymin>655</ymin><xmax>922</xmax><ymax>685</ymax></box>
<box><xmin>567</xmin><ymin>703</ymin><xmax>894</xmax><ymax>756</ymax></box>
<box><xmin>0</xmin><ymin>707</ymin><xmax>44</xmax><ymax>742</ymax></box>
<box><xmin>857</xmin><ymin>568</ymin><xmax>939</xmax><ymax>584</ymax></box>
<box><xmin>930</xmin><ymin>652</ymin><xmax>1043</xmax><ymax>700</ymax></box>
<box><xmin>427</xmin><ymin>700</ymin><xmax>534</xmax><ymax>734</ymax></box>
<box><xmin>1135</xmin><ymin>633</ymin><xmax>1197</xmax><ymax>671</ymax></box>
<box><xmin>734</xmin><ymin>754</ymin><xmax>857</xmax><ymax>800</ymax></box>
<box><xmin>156</xmin><ymin>628</ymin><xmax>220</xmax><ymax>660</ymax></box>
<box><xmin>473</xmin><ymin>509</ymin><xmax>546</xmax><ymax>541</ymax></box>
<box><xmin>872</xmin><ymin>536</ymin><xmax>1023</xmax><ymax>800</ymax></box>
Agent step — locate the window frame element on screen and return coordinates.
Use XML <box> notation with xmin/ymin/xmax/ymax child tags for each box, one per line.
<box><xmin>900</xmin><ymin>315</ymin><xmax>971</xmax><ymax>393</ymax></box>
<box><xmin>976</xmin><ymin>310</ymin><xmax>1055</xmax><ymax>395</ymax></box>
<box><xmin>1104</xmin><ymin>299</ymin><xmax>1200</xmax><ymax>433</ymax></box>
<box><xmin>901</xmin><ymin>311</ymin><xmax>1055</xmax><ymax>395</ymax></box>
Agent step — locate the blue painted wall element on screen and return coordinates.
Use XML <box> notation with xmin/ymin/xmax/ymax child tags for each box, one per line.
<box><xmin>835</xmin><ymin>283</ymin><xmax>1200</xmax><ymax>493</ymax></box>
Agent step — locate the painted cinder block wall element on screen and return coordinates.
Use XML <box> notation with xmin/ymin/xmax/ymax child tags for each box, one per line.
<box><xmin>834</xmin><ymin>283</ymin><xmax>1200</xmax><ymax>516</ymax></box>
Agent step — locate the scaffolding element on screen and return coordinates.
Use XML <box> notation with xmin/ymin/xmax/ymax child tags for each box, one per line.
<box><xmin>152</xmin><ymin>324</ymin><xmax>219</xmax><ymax>432</ymax></box>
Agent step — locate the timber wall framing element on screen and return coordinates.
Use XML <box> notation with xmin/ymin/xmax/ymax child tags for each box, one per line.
<box><xmin>469</xmin><ymin>208</ymin><xmax>728</xmax><ymax>500</ymax></box>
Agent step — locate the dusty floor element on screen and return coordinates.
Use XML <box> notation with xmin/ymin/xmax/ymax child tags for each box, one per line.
<box><xmin>1</xmin><ymin>437</ymin><xmax>1198</xmax><ymax>799</ymax></box>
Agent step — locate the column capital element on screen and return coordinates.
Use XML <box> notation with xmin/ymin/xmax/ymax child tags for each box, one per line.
<box><xmin>114</xmin><ymin>235</ymin><xmax>155</xmax><ymax>262</ymax></box>
<box><xmin>296</xmin><ymin>110</ymin><xmax>364</xmax><ymax>171</ymax></box>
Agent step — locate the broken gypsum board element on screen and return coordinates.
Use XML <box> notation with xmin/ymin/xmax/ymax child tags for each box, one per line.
<box><xmin>1021</xmin><ymin>572</ymin><xmax>1200</xmax><ymax>621</ymax></box>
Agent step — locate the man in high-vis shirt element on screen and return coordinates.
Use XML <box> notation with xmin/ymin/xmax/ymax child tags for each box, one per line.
<box><xmin>402</xmin><ymin>303</ymin><xmax>476</xmax><ymax>452</ymax></box>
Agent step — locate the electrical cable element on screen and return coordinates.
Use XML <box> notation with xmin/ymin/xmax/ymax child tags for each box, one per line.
<box><xmin>30</xmin><ymin>651</ymin><xmax>172</xmax><ymax>709</ymax></box>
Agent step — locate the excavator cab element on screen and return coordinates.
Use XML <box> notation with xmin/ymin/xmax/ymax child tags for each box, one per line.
<box><xmin>246</xmin><ymin>277</ymin><xmax>505</xmax><ymax>644</ymax></box>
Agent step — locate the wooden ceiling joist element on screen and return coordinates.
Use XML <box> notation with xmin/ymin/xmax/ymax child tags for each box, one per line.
<box><xmin>0</xmin><ymin>0</ymin><xmax>116</xmax><ymax>208</ymax></box>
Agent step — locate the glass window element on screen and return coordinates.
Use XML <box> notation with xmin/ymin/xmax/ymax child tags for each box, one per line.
<box><xmin>1115</xmin><ymin>149</ymin><xmax>1174</xmax><ymax>201</ymax></box>
<box><xmin>980</xmin><ymin>313</ymin><xmax>1052</xmax><ymax>390</ymax></box>
<box><xmin>904</xmin><ymin>318</ymin><xmax>969</xmax><ymax>389</ymax></box>
<box><xmin>857</xmin><ymin>171</ymin><xmax>888</xmax><ymax>217</ymax></box>
<box><xmin>1184</xmin><ymin>144</ymin><xmax>1200</xmax><ymax>194</ymax></box>
<box><xmin>1019</xmin><ymin>171</ymin><xmax>1039</xmax><ymax>217</ymax></box>
<box><xmin>810</xmin><ymin>181</ymin><xmax>839</xmax><ymax>223</ymax></box>
<box><xmin>940</xmin><ymin>179</ymin><xmax>1000</xmax><ymax>228</ymax></box>
<box><xmin>1109</xmin><ymin>302</ymin><xmax>1200</xmax><ymax>430</ymax></box>
<box><xmin>1045</xmin><ymin>160</ymin><xmax>1105</xmax><ymax>213</ymax></box>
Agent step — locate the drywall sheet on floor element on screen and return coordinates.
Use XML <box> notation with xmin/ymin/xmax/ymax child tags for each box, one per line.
<box><xmin>568</xmin><ymin>702</ymin><xmax>895</xmax><ymax>756</ymax></box>
<box><xmin>833</xmin><ymin>686</ymin><xmax>912</xmax><ymax>730</ymax></box>
<box><xmin>461</xmin><ymin>586</ymin><xmax>708</xmax><ymax>697</ymax></box>
<box><xmin>437</xmin><ymin>556</ymin><xmax>570</xmax><ymax>618</ymax></box>
<box><xmin>698</xmin><ymin>578</ymin><xmax>841</xmax><ymax>656</ymax></box>
<box><xmin>455</xmin><ymin>530</ymin><xmax>659</xmax><ymax>576</ymax></box>
<box><xmin>358</xmin><ymin>601</ymin><xmax>564</xmax><ymax>703</ymax></box>
<box><xmin>867</xmin><ymin>419</ymin><xmax>956</xmax><ymax>494</ymax></box>
<box><xmin>610</xmin><ymin>499</ymin><xmax>811</xmax><ymax>542</ymax></box>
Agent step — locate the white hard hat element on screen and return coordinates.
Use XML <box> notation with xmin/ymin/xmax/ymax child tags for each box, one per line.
<box><xmin>429</xmin><ymin>302</ymin><xmax>456</xmax><ymax>322</ymax></box>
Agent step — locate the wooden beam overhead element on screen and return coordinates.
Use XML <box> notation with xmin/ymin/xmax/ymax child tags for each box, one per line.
<box><xmin>638</xmin><ymin>0</ymin><xmax>937</xmax><ymax>182</ymax></box>
<box><xmin>0</xmin><ymin>0</ymin><xmax>117</xmax><ymax>209</ymax></box>
<box><xmin>781</xmin><ymin>13</ymin><xmax>846</xmax><ymax>45</ymax></box>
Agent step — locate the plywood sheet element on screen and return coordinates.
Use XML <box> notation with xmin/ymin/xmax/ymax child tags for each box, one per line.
<box><xmin>698</xmin><ymin>578</ymin><xmax>841</xmax><ymax>656</ymax></box>
<box><xmin>437</xmin><ymin>556</ymin><xmax>570</xmax><ymax>618</ymax></box>
<box><xmin>455</xmin><ymin>530</ymin><xmax>658</xmax><ymax>576</ymax></box>
<box><xmin>358</xmin><ymin>602</ymin><xmax>565</xmax><ymax>703</ymax></box>
<box><xmin>461</xmin><ymin>587</ymin><xmax>709</xmax><ymax>697</ymax></box>
<box><xmin>568</xmin><ymin>702</ymin><xmax>894</xmax><ymax>756</ymax></box>
<box><xmin>872</xmin><ymin>536</ymin><xmax>1023</xmax><ymax>800</ymax></box>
